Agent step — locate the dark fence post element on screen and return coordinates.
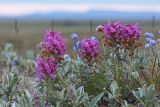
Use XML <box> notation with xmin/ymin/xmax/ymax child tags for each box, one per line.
<box><xmin>51</xmin><ymin>19</ymin><xmax>54</xmax><ymax>32</ymax></box>
<box><xmin>89</xmin><ymin>19</ymin><xmax>93</xmax><ymax>36</ymax></box>
<box><xmin>14</xmin><ymin>19</ymin><xmax>19</xmax><ymax>34</ymax></box>
<box><xmin>152</xmin><ymin>13</ymin><xmax>155</xmax><ymax>32</ymax></box>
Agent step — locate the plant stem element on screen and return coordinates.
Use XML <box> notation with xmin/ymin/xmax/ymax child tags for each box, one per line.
<box><xmin>57</xmin><ymin>71</ymin><xmax>69</xmax><ymax>87</ymax></box>
<box><xmin>101</xmin><ymin>36</ymin><xmax>106</xmax><ymax>55</ymax></box>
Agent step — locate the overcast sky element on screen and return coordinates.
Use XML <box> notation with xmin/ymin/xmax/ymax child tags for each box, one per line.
<box><xmin>1</xmin><ymin>0</ymin><xmax>160</xmax><ymax>5</ymax></box>
<box><xmin>0</xmin><ymin>0</ymin><xmax>160</xmax><ymax>16</ymax></box>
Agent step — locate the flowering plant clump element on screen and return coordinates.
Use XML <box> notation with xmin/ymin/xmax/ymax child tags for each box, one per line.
<box><xmin>79</xmin><ymin>37</ymin><xmax>100</xmax><ymax>62</ymax></box>
<box><xmin>41</xmin><ymin>31</ymin><xmax>66</xmax><ymax>56</ymax></box>
<box><xmin>2</xmin><ymin>21</ymin><xmax>160</xmax><ymax>107</ymax></box>
<box><xmin>35</xmin><ymin>30</ymin><xmax>67</xmax><ymax>81</ymax></box>
<box><xmin>35</xmin><ymin>57</ymin><xmax>58</xmax><ymax>80</ymax></box>
<box><xmin>97</xmin><ymin>22</ymin><xmax>142</xmax><ymax>53</ymax></box>
<box><xmin>144</xmin><ymin>32</ymin><xmax>159</xmax><ymax>48</ymax></box>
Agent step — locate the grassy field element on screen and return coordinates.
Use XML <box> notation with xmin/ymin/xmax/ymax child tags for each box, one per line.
<box><xmin>0</xmin><ymin>19</ymin><xmax>160</xmax><ymax>54</ymax></box>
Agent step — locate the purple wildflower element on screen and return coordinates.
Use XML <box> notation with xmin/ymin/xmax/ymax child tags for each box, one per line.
<box><xmin>79</xmin><ymin>38</ymin><xmax>100</xmax><ymax>61</ymax></box>
<box><xmin>71</xmin><ymin>33</ymin><xmax>78</xmax><ymax>40</ymax></box>
<box><xmin>72</xmin><ymin>41</ymin><xmax>81</xmax><ymax>52</ymax></box>
<box><xmin>146</xmin><ymin>37</ymin><xmax>152</xmax><ymax>43</ymax></box>
<box><xmin>97</xmin><ymin>22</ymin><xmax>142</xmax><ymax>51</ymax></box>
<box><xmin>145</xmin><ymin>43</ymin><xmax>152</xmax><ymax>48</ymax></box>
<box><xmin>144</xmin><ymin>32</ymin><xmax>157</xmax><ymax>48</ymax></box>
<box><xmin>101</xmin><ymin>22</ymin><xmax>141</xmax><ymax>41</ymax></box>
<box><xmin>144</xmin><ymin>39</ymin><xmax>156</xmax><ymax>48</ymax></box>
<box><xmin>156</xmin><ymin>39</ymin><xmax>160</xmax><ymax>43</ymax></box>
<box><xmin>124</xmin><ymin>24</ymin><xmax>142</xmax><ymax>40</ymax></box>
<box><xmin>91</xmin><ymin>36</ymin><xmax>97</xmax><ymax>40</ymax></box>
<box><xmin>116</xmin><ymin>44</ymin><xmax>122</xmax><ymax>48</ymax></box>
<box><xmin>42</xmin><ymin>31</ymin><xmax>66</xmax><ymax>56</ymax></box>
<box><xmin>72</xmin><ymin>46</ymin><xmax>77</xmax><ymax>52</ymax></box>
<box><xmin>76</xmin><ymin>41</ymin><xmax>81</xmax><ymax>48</ymax></box>
<box><xmin>149</xmin><ymin>39</ymin><xmax>156</xmax><ymax>46</ymax></box>
<box><xmin>35</xmin><ymin>57</ymin><xmax>58</xmax><ymax>80</ymax></box>
<box><xmin>144</xmin><ymin>32</ymin><xmax>154</xmax><ymax>38</ymax></box>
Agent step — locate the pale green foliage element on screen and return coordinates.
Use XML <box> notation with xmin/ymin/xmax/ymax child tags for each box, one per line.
<box><xmin>0</xmin><ymin>41</ymin><xmax>160</xmax><ymax>107</ymax></box>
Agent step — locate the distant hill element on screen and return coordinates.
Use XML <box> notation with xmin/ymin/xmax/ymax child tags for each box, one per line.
<box><xmin>0</xmin><ymin>10</ymin><xmax>159</xmax><ymax>20</ymax></box>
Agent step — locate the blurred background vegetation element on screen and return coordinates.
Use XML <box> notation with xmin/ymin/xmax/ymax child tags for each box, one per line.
<box><xmin>0</xmin><ymin>19</ymin><xmax>160</xmax><ymax>54</ymax></box>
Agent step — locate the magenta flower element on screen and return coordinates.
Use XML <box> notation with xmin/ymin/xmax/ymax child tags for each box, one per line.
<box><xmin>35</xmin><ymin>57</ymin><xmax>58</xmax><ymax>80</ymax></box>
<box><xmin>124</xmin><ymin>24</ymin><xmax>142</xmax><ymax>40</ymax></box>
<box><xmin>79</xmin><ymin>38</ymin><xmax>100</xmax><ymax>62</ymax></box>
<box><xmin>97</xmin><ymin>22</ymin><xmax>142</xmax><ymax>51</ymax></box>
<box><xmin>42</xmin><ymin>31</ymin><xmax>66</xmax><ymax>56</ymax></box>
<box><xmin>101</xmin><ymin>22</ymin><xmax>141</xmax><ymax>41</ymax></box>
<box><xmin>102</xmin><ymin>22</ymin><xmax>124</xmax><ymax>40</ymax></box>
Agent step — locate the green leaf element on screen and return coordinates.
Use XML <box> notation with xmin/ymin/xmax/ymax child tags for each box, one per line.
<box><xmin>110</xmin><ymin>80</ymin><xmax>118</xmax><ymax>95</ymax></box>
<box><xmin>147</xmin><ymin>84</ymin><xmax>155</xmax><ymax>98</ymax></box>
<box><xmin>19</xmin><ymin>95</ymin><xmax>31</xmax><ymax>107</ymax></box>
<box><xmin>0</xmin><ymin>100</ymin><xmax>6</xmax><ymax>107</ymax></box>
<box><xmin>24</xmin><ymin>89</ymin><xmax>32</xmax><ymax>100</ymax></box>
<box><xmin>60</xmin><ymin>89</ymin><xmax>67</xmax><ymax>100</ymax></box>
<box><xmin>108</xmin><ymin>93</ymin><xmax>113</xmax><ymax>100</ymax></box>
<box><xmin>140</xmin><ymin>88</ymin><xmax>146</xmax><ymax>98</ymax></box>
<box><xmin>132</xmin><ymin>72</ymin><xmax>139</xmax><ymax>79</ymax></box>
<box><xmin>5</xmin><ymin>43</ymin><xmax>14</xmax><ymax>52</ymax></box>
<box><xmin>56</xmin><ymin>102</ymin><xmax>62</xmax><ymax>107</ymax></box>
<box><xmin>10</xmin><ymin>73</ymin><xmax>19</xmax><ymax>86</ymax></box>
<box><xmin>89</xmin><ymin>92</ymin><xmax>104</xmax><ymax>107</ymax></box>
<box><xmin>26</xmin><ymin>50</ymin><xmax>34</xmax><ymax>59</ymax></box>
<box><xmin>76</xmin><ymin>86</ymin><xmax>84</xmax><ymax>96</ymax></box>
<box><xmin>133</xmin><ymin>91</ymin><xmax>140</xmax><ymax>98</ymax></box>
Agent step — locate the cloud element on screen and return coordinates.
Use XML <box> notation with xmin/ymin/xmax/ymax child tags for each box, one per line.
<box><xmin>0</xmin><ymin>4</ymin><xmax>89</xmax><ymax>16</ymax></box>
<box><xmin>0</xmin><ymin>3</ymin><xmax>160</xmax><ymax>16</ymax></box>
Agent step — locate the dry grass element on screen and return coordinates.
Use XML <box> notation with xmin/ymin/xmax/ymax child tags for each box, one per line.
<box><xmin>0</xmin><ymin>20</ymin><xmax>160</xmax><ymax>54</ymax></box>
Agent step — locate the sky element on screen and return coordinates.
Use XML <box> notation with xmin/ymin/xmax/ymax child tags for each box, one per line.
<box><xmin>1</xmin><ymin>0</ymin><xmax>160</xmax><ymax>5</ymax></box>
<box><xmin>0</xmin><ymin>0</ymin><xmax>160</xmax><ymax>16</ymax></box>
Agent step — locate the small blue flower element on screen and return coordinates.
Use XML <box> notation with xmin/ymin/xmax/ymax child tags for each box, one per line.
<box><xmin>144</xmin><ymin>32</ymin><xmax>154</xmax><ymax>38</ymax></box>
<box><xmin>116</xmin><ymin>44</ymin><xmax>122</xmax><ymax>48</ymax></box>
<box><xmin>12</xmin><ymin>59</ymin><xmax>19</xmax><ymax>66</ymax></box>
<box><xmin>149</xmin><ymin>39</ymin><xmax>156</xmax><ymax>46</ymax></box>
<box><xmin>76</xmin><ymin>41</ymin><xmax>81</xmax><ymax>48</ymax></box>
<box><xmin>156</xmin><ymin>39</ymin><xmax>160</xmax><ymax>43</ymax></box>
<box><xmin>71</xmin><ymin>33</ymin><xmax>78</xmax><ymax>40</ymax></box>
<box><xmin>72</xmin><ymin>46</ymin><xmax>77</xmax><ymax>52</ymax></box>
<box><xmin>91</xmin><ymin>36</ymin><xmax>97</xmax><ymax>40</ymax></box>
<box><xmin>145</xmin><ymin>43</ymin><xmax>152</xmax><ymax>48</ymax></box>
<box><xmin>72</xmin><ymin>41</ymin><xmax>81</xmax><ymax>52</ymax></box>
<box><xmin>146</xmin><ymin>37</ymin><xmax>152</xmax><ymax>43</ymax></box>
